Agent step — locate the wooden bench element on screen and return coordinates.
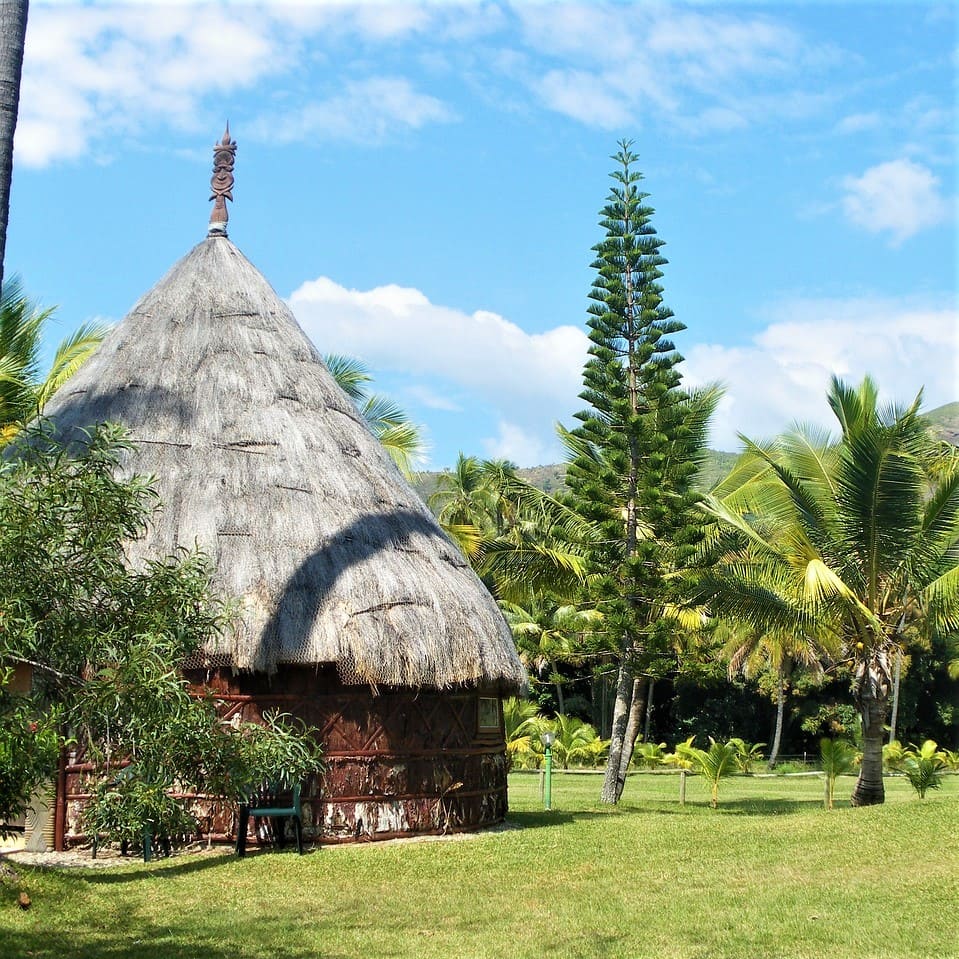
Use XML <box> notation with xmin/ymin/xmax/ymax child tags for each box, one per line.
<box><xmin>235</xmin><ymin>783</ymin><xmax>304</xmax><ymax>857</ymax></box>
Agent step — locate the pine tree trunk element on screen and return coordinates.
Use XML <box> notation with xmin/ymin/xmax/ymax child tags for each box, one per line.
<box><xmin>0</xmin><ymin>0</ymin><xmax>28</xmax><ymax>292</ymax></box>
<box><xmin>768</xmin><ymin>677</ymin><xmax>786</xmax><ymax>769</ymax></box>
<box><xmin>851</xmin><ymin>689</ymin><xmax>888</xmax><ymax>806</ymax></box>
<box><xmin>643</xmin><ymin>679</ymin><xmax>655</xmax><ymax>742</ymax></box>
<box><xmin>616</xmin><ymin>678</ymin><xmax>647</xmax><ymax>784</ymax></box>
<box><xmin>600</xmin><ymin>658</ymin><xmax>635</xmax><ymax>804</ymax></box>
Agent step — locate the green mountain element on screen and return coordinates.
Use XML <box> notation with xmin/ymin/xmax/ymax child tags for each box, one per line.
<box><xmin>414</xmin><ymin>402</ymin><xmax>957</xmax><ymax>503</ymax></box>
<box><xmin>414</xmin><ymin>449</ymin><xmax>739</xmax><ymax>501</ymax></box>
<box><xmin>925</xmin><ymin>401</ymin><xmax>959</xmax><ymax>445</ymax></box>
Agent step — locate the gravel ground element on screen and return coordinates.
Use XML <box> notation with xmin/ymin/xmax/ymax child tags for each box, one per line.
<box><xmin>0</xmin><ymin>844</ymin><xmax>231</xmax><ymax>872</ymax></box>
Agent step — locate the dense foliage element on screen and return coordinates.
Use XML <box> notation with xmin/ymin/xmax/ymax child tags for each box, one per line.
<box><xmin>0</xmin><ymin>423</ymin><xmax>323</xmax><ymax>841</ymax></box>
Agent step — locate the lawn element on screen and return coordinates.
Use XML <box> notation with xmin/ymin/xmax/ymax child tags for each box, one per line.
<box><xmin>1</xmin><ymin>772</ymin><xmax>957</xmax><ymax>959</ymax></box>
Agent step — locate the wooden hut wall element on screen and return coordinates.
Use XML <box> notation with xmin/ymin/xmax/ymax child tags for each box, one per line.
<box><xmin>57</xmin><ymin>667</ymin><xmax>509</xmax><ymax>847</ymax></box>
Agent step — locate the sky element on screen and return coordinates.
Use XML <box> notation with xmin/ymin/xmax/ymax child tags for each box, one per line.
<box><xmin>6</xmin><ymin>0</ymin><xmax>957</xmax><ymax>470</ymax></box>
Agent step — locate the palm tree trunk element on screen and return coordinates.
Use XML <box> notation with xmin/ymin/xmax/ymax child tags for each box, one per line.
<box><xmin>851</xmin><ymin>690</ymin><xmax>888</xmax><ymax>806</ymax></box>
<box><xmin>643</xmin><ymin>679</ymin><xmax>655</xmax><ymax>742</ymax></box>
<box><xmin>616</xmin><ymin>678</ymin><xmax>647</xmax><ymax>784</ymax></box>
<box><xmin>888</xmin><ymin>650</ymin><xmax>902</xmax><ymax>744</ymax></box>
<box><xmin>768</xmin><ymin>675</ymin><xmax>786</xmax><ymax>769</ymax></box>
<box><xmin>0</xmin><ymin>0</ymin><xmax>28</xmax><ymax>292</ymax></box>
<box><xmin>600</xmin><ymin>658</ymin><xmax>634</xmax><ymax>804</ymax></box>
<box><xmin>554</xmin><ymin>679</ymin><xmax>565</xmax><ymax>716</ymax></box>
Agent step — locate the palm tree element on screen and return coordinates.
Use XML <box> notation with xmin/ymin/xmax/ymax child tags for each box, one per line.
<box><xmin>427</xmin><ymin>453</ymin><xmax>496</xmax><ymax>557</ymax></box>
<box><xmin>503</xmin><ymin>598</ymin><xmax>602</xmax><ymax>714</ymax></box>
<box><xmin>547</xmin><ymin>714</ymin><xmax>607</xmax><ymax>769</ymax></box>
<box><xmin>323</xmin><ymin>354</ymin><xmax>425</xmax><ymax>478</ymax></box>
<box><xmin>820</xmin><ymin>737</ymin><xmax>857</xmax><ymax>809</ymax></box>
<box><xmin>682</xmin><ymin>738</ymin><xmax>739</xmax><ymax>808</ymax></box>
<box><xmin>0</xmin><ymin>278</ymin><xmax>106</xmax><ymax>442</ymax></box>
<box><xmin>724</xmin><ymin>625</ymin><xmax>824</xmax><ymax>768</ymax></box>
<box><xmin>0</xmin><ymin>0</ymin><xmax>29</xmax><ymax>292</ymax></box>
<box><xmin>700</xmin><ymin>376</ymin><xmax>959</xmax><ymax>805</ymax></box>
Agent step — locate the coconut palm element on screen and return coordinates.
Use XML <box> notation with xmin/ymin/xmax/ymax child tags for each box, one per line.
<box><xmin>700</xmin><ymin>376</ymin><xmax>959</xmax><ymax>805</ymax></box>
<box><xmin>820</xmin><ymin>737</ymin><xmax>857</xmax><ymax>809</ymax></box>
<box><xmin>323</xmin><ymin>353</ymin><xmax>425</xmax><ymax>478</ymax></box>
<box><xmin>682</xmin><ymin>738</ymin><xmax>740</xmax><ymax>808</ymax></box>
<box><xmin>0</xmin><ymin>0</ymin><xmax>28</xmax><ymax>291</ymax></box>
<box><xmin>503</xmin><ymin>598</ymin><xmax>602</xmax><ymax>713</ymax></box>
<box><xmin>725</xmin><ymin>625</ymin><xmax>824</xmax><ymax>768</ymax></box>
<box><xmin>547</xmin><ymin>714</ymin><xmax>608</xmax><ymax>769</ymax></box>
<box><xmin>502</xmin><ymin>697</ymin><xmax>549</xmax><ymax>769</ymax></box>
<box><xmin>476</xmin><ymin>472</ymin><xmax>599</xmax><ymax>604</ymax></box>
<box><xmin>0</xmin><ymin>278</ymin><xmax>106</xmax><ymax>443</ymax></box>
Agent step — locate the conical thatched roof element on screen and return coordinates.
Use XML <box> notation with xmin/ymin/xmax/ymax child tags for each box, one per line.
<box><xmin>42</xmin><ymin>235</ymin><xmax>526</xmax><ymax>693</ymax></box>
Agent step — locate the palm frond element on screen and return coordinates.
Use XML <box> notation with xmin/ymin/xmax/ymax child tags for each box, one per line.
<box><xmin>35</xmin><ymin>321</ymin><xmax>110</xmax><ymax>411</ymax></box>
<box><xmin>323</xmin><ymin>353</ymin><xmax>371</xmax><ymax>401</ymax></box>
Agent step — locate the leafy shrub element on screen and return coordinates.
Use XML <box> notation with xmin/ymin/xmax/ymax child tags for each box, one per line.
<box><xmin>633</xmin><ymin>742</ymin><xmax>668</xmax><ymax>769</ymax></box>
<box><xmin>663</xmin><ymin>736</ymin><xmax>697</xmax><ymax>770</ymax></box>
<box><xmin>892</xmin><ymin>740</ymin><xmax>948</xmax><ymax>799</ymax></box>
<box><xmin>728</xmin><ymin>738</ymin><xmax>765</xmax><ymax>775</ymax></box>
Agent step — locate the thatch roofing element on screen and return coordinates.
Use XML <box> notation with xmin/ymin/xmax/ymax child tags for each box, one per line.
<box><xmin>42</xmin><ymin>235</ymin><xmax>526</xmax><ymax>693</ymax></box>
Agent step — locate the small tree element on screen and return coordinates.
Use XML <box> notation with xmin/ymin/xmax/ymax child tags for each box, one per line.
<box><xmin>728</xmin><ymin>737</ymin><xmax>766</xmax><ymax>775</ymax></box>
<box><xmin>820</xmin><ymin>737</ymin><xmax>857</xmax><ymax>809</ymax></box>
<box><xmin>683</xmin><ymin>738</ymin><xmax>740</xmax><ymax>808</ymax></box>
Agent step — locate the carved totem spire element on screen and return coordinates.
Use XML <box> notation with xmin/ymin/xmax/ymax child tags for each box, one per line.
<box><xmin>208</xmin><ymin>123</ymin><xmax>237</xmax><ymax>236</ymax></box>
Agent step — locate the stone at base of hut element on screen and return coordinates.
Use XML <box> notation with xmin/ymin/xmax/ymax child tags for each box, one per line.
<box><xmin>17</xmin><ymin>891</ymin><xmax>31</xmax><ymax>909</ymax></box>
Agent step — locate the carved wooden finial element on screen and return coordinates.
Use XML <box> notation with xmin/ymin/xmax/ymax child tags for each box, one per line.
<box><xmin>208</xmin><ymin>123</ymin><xmax>237</xmax><ymax>236</ymax></box>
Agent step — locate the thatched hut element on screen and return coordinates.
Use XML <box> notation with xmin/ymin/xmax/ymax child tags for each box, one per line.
<box><xmin>42</xmin><ymin>129</ymin><xmax>526</xmax><ymax>847</ymax></box>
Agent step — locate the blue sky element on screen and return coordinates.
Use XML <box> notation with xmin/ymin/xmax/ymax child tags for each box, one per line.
<box><xmin>6</xmin><ymin>0</ymin><xmax>957</xmax><ymax>469</ymax></box>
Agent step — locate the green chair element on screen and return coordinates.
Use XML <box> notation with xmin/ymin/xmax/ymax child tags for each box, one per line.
<box><xmin>235</xmin><ymin>783</ymin><xmax>304</xmax><ymax>857</ymax></box>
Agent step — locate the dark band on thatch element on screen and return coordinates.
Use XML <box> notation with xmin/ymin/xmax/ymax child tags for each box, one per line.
<box><xmin>41</xmin><ymin>237</ymin><xmax>527</xmax><ymax>695</ymax></box>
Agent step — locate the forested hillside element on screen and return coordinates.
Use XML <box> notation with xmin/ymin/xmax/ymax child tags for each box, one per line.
<box><xmin>415</xmin><ymin>402</ymin><xmax>956</xmax><ymax>500</ymax></box>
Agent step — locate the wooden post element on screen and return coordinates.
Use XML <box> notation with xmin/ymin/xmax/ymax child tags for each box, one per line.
<box><xmin>54</xmin><ymin>747</ymin><xmax>67</xmax><ymax>851</ymax></box>
<box><xmin>679</xmin><ymin>770</ymin><xmax>687</xmax><ymax>807</ymax></box>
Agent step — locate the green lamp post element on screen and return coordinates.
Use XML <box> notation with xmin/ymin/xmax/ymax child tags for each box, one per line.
<box><xmin>541</xmin><ymin>730</ymin><xmax>556</xmax><ymax>810</ymax></box>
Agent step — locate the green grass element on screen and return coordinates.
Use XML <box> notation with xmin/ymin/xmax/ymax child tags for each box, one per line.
<box><xmin>2</xmin><ymin>773</ymin><xmax>957</xmax><ymax>959</ymax></box>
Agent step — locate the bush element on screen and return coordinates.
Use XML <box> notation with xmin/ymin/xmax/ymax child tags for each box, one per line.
<box><xmin>888</xmin><ymin>740</ymin><xmax>948</xmax><ymax>799</ymax></box>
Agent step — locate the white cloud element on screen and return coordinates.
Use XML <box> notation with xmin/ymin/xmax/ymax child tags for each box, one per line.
<box><xmin>514</xmin><ymin>3</ymin><xmax>812</xmax><ymax>131</ymax></box>
<box><xmin>15</xmin><ymin>3</ymin><xmax>458</xmax><ymax>166</ymax></box>
<box><xmin>17</xmin><ymin>5</ymin><xmax>287</xmax><ymax>166</ymax></box>
<box><xmin>834</xmin><ymin>111</ymin><xmax>881</xmax><ymax>135</ymax></box>
<box><xmin>287</xmin><ymin>275</ymin><xmax>589</xmax><ymax>466</ymax></box>
<box><xmin>840</xmin><ymin>159</ymin><xmax>950</xmax><ymax>245</ymax></box>
<box><xmin>259</xmin><ymin>77</ymin><xmax>455</xmax><ymax>144</ymax></box>
<box><xmin>403</xmin><ymin>384</ymin><xmax>462</xmax><ymax>413</ymax></box>
<box><xmin>482</xmin><ymin>421</ymin><xmax>556</xmax><ymax>467</ymax></box>
<box><xmin>534</xmin><ymin>70</ymin><xmax>633</xmax><ymax>129</ymax></box>
<box><xmin>684</xmin><ymin>296</ymin><xmax>958</xmax><ymax>450</ymax></box>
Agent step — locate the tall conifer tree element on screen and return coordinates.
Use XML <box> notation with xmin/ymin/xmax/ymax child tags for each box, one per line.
<box><xmin>565</xmin><ymin>142</ymin><xmax>715</xmax><ymax>804</ymax></box>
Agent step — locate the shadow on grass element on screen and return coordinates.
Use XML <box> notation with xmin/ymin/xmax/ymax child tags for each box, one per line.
<box><xmin>0</xmin><ymin>916</ymin><xmax>345</xmax><ymax>959</ymax></box>
<box><xmin>628</xmin><ymin>797</ymin><xmax>825</xmax><ymax>816</ymax></box>
<box><xmin>506</xmin><ymin>810</ymin><xmax>613</xmax><ymax>829</ymax></box>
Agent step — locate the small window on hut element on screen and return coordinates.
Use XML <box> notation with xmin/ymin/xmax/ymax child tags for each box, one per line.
<box><xmin>478</xmin><ymin>696</ymin><xmax>500</xmax><ymax>731</ymax></box>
